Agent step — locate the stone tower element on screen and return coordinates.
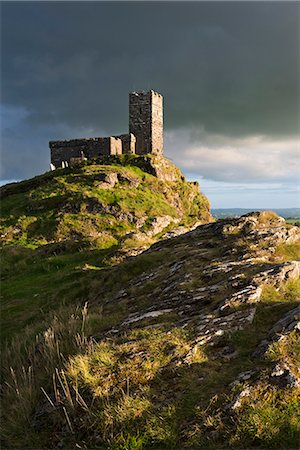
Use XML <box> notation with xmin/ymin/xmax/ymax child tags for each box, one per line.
<box><xmin>129</xmin><ymin>90</ymin><xmax>163</xmax><ymax>155</ymax></box>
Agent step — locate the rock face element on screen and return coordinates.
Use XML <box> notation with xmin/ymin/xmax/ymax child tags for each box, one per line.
<box><xmin>108</xmin><ymin>212</ymin><xmax>299</xmax><ymax>342</ymax></box>
<box><xmin>253</xmin><ymin>305</ymin><xmax>300</xmax><ymax>357</ymax></box>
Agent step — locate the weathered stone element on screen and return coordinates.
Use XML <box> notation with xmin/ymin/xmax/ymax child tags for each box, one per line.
<box><xmin>253</xmin><ymin>261</ymin><xmax>300</xmax><ymax>287</ymax></box>
<box><xmin>253</xmin><ymin>305</ymin><xmax>300</xmax><ymax>357</ymax></box>
<box><xmin>96</xmin><ymin>172</ymin><xmax>119</xmax><ymax>189</ymax></box>
<box><xmin>270</xmin><ymin>362</ymin><xmax>300</xmax><ymax>388</ymax></box>
<box><xmin>194</xmin><ymin>307</ymin><xmax>256</xmax><ymax>346</ymax></box>
<box><xmin>226</xmin><ymin>386</ymin><xmax>253</xmax><ymax>410</ymax></box>
<box><xmin>123</xmin><ymin>309</ymin><xmax>173</xmax><ymax>325</ymax></box>
<box><xmin>129</xmin><ymin>90</ymin><xmax>163</xmax><ymax>155</ymax></box>
<box><xmin>145</xmin><ymin>216</ymin><xmax>177</xmax><ymax>237</ymax></box>
<box><xmin>215</xmin><ymin>345</ymin><xmax>238</xmax><ymax>361</ymax></box>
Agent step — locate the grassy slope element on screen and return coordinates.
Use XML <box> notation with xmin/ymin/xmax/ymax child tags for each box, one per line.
<box><xmin>1</xmin><ymin>207</ymin><xmax>299</xmax><ymax>448</ymax></box>
<box><xmin>1</xmin><ymin>162</ymin><xmax>299</xmax><ymax>450</ymax></box>
<box><xmin>1</xmin><ymin>159</ymin><xmax>210</xmax><ymax>341</ymax></box>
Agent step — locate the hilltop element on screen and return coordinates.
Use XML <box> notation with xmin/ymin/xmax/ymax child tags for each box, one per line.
<box><xmin>0</xmin><ymin>155</ymin><xmax>211</xmax><ymax>340</ymax></box>
<box><xmin>1</xmin><ymin>155</ymin><xmax>211</xmax><ymax>250</ymax></box>
<box><xmin>1</xmin><ymin>158</ymin><xmax>299</xmax><ymax>450</ymax></box>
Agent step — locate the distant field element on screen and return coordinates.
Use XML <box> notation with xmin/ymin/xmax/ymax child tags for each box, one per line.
<box><xmin>212</xmin><ymin>208</ymin><xmax>300</xmax><ymax>220</ymax></box>
<box><xmin>285</xmin><ymin>218</ymin><xmax>300</xmax><ymax>224</ymax></box>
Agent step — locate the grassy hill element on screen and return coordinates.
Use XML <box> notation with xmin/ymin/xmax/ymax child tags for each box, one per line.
<box><xmin>0</xmin><ymin>155</ymin><xmax>211</xmax><ymax>341</ymax></box>
<box><xmin>1</xmin><ymin>158</ymin><xmax>299</xmax><ymax>450</ymax></box>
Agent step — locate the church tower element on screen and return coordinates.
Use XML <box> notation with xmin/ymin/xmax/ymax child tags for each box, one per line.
<box><xmin>129</xmin><ymin>90</ymin><xmax>163</xmax><ymax>155</ymax></box>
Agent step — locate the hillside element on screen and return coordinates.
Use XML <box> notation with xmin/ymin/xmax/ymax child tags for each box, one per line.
<box><xmin>1</xmin><ymin>160</ymin><xmax>300</xmax><ymax>449</ymax></box>
<box><xmin>0</xmin><ymin>155</ymin><xmax>211</xmax><ymax>340</ymax></box>
<box><xmin>1</xmin><ymin>155</ymin><xmax>211</xmax><ymax>251</ymax></box>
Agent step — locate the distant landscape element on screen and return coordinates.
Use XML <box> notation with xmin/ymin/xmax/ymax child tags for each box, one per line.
<box><xmin>212</xmin><ymin>208</ymin><xmax>300</xmax><ymax>220</ymax></box>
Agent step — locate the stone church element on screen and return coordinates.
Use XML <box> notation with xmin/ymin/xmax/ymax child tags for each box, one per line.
<box><xmin>49</xmin><ymin>90</ymin><xmax>163</xmax><ymax>168</ymax></box>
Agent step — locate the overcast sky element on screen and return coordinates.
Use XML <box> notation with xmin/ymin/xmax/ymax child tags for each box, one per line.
<box><xmin>1</xmin><ymin>1</ymin><xmax>299</xmax><ymax>208</ymax></box>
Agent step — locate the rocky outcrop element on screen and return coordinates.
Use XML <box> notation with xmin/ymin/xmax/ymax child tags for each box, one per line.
<box><xmin>253</xmin><ymin>305</ymin><xmax>300</xmax><ymax>357</ymax></box>
<box><xmin>108</xmin><ymin>212</ymin><xmax>299</xmax><ymax>336</ymax></box>
<box><xmin>2</xmin><ymin>210</ymin><xmax>299</xmax><ymax>450</ymax></box>
<box><xmin>141</xmin><ymin>155</ymin><xmax>184</xmax><ymax>181</ymax></box>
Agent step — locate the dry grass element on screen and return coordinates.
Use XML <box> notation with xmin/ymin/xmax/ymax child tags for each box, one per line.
<box><xmin>1</xmin><ymin>303</ymin><xmax>208</xmax><ymax>449</ymax></box>
<box><xmin>260</xmin><ymin>278</ymin><xmax>300</xmax><ymax>303</ymax></box>
<box><xmin>274</xmin><ymin>241</ymin><xmax>300</xmax><ymax>261</ymax></box>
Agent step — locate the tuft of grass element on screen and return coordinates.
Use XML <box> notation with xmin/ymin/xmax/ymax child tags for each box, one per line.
<box><xmin>266</xmin><ymin>330</ymin><xmax>300</xmax><ymax>375</ymax></box>
<box><xmin>256</xmin><ymin>210</ymin><xmax>280</xmax><ymax>224</ymax></box>
<box><xmin>260</xmin><ymin>278</ymin><xmax>300</xmax><ymax>303</ymax></box>
<box><xmin>1</xmin><ymin>305</ymin><xmax>203</xmax><ymax>449</ymax></box>
<box><xmin>274</xmin><ymin>242</ymin><xmax>300</xmax><ymax>261</ymax></box>
<box><xmin>231</xmin><ymin>384</ymin><xmax>300</xmax><ymax>449</ymax></box>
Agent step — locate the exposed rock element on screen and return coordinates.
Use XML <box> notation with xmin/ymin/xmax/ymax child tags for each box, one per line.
<box><xmin>110</xmin><ymin>212</ymin><xmax>299</xmax><ymax>353</ymax></box>
<box><xmin>144</xmin><ymin>215</ymin><xmax>179</xmax><ymax>237</ymax></box>
<box><xmin>142</xmin><ymin>155</ymin><xmax>184</xmax><ymax>181</ymax></box>
<box><xmin>95</xmin><ymin>172</ymin><xmax>119</xmax><ymax>188</ymax></box>
<box><xmin>253</xmin><ymin>305</ymin><xmax>300</xmax><ymax>357</ymax></box>
<box><xmin>219</xmin><ymin>286</ymin><xmax>262</xmax><ymax>311</ymax></box>
<box><xmin>214</xmin><ymin>345</ymin><xmax>238</xmax><ymax>361</ymax></box>
<box><xmin>226</xmin><ymin>386</ymin><xmax>253</xmax><ymax>411</ymax></box>
<box><xmin>269</xmin><ymin>305</ymin><xmax>300</xmax><ymax>335</ymax></box>
<box><xmin>194</xmin><ymin>307</ymin><xmax>256</xmax><ymax>346</ymax></box>
<box><xmin>253</xmin><ymin>261</ymin><xmax>300</xmax><ymax>287</ymax></box>
<box><xmin>123</xmin><ymin>309</ymin><xmax>173</xmax><ymax>325</ymax></box>
<box><xmin>161</xmin><ymin>223</ymin><xmax>201</xmax><ymax>240</ymax></box>
<box><xmin>270</xmin><ymin>362</ymin><xmax>300</xmax><ymax>388</ymax></box>
<box><xmin>230</xmin><ymin>370</ymin><xmax>257</xmax><ymax>386</ymax></box>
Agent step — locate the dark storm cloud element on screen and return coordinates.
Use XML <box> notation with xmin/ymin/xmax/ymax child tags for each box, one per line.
<box><xmin>2</xmin><ymin>1</ymin><xmax>299</xmax><ymax>134</ymax></box>
<box><xmin>1</xmin><ymin>1</ymin><xmax>299</xmax><ymax>180</ymax></box>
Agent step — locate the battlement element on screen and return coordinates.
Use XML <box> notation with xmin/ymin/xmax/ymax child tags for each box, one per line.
<box><xmin>49</xmin><ymin>90</ymin><xmax>163</xmax><ymax>169</ymax></box>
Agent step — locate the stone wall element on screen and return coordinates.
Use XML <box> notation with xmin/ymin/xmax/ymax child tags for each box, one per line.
<box><xmin>129</xmin><ymin>91</ymin><xmax>152</xmax><ymax>155</ymax></box>
<box><xmin>49</xmin><ymin>90</ymin><xmax>163</xmax><ymax>167</ymax></box>
<box><xmin>115</xmin><ymin>133</ymin><xmax>136</xmax><ymax>154</ymax></box>
<box><xmin>50</xmin><ymin>136</ymin><xmax>122</xmax><ymax>167</ymax></box>
<box><xmin>150</xmin><ymin>91</ymin><xmax>163</xmax><ymax>155</ymax></box>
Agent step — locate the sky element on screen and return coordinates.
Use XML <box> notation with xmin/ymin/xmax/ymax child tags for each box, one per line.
<box><xmin>1</xmin><ymin>1</ymin><xmax>299</xmax><ymax>208</ymax></box>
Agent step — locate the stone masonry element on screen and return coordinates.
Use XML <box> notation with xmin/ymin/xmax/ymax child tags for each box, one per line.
<box><xmin>49</xmin><ymin>90</ymin><xmax>163</xmax><ymax>168</ymax></box>
<box><xmin>129</xmin><ymin>90</ymin><xmax>163</xmax><ymax>155</ymax></box>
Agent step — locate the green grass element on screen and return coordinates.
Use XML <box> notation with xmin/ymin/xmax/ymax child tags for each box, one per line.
<box><xmin>285</xmin><ymin>218</ymin><xmax>300</xmax><ymax>225</ymax></box>
<box><xmin>0</xmin><ymin>160</ymin><xmax>211</xmax><ymax>343</ymax></box>
<box><xmin>260</xmin><ymin>278</ymin><xmax>300</xmax><ymax>303</ymax></box>
<box><xmin>231</xmin><ymin>385</ymin><xmax>300</xmax><ymax>449</ymax></box>
<box><xmin>274</xmin><ymin>242</ymin><xmax>300</xmax><ymax>261</ymax></box>
<box><xmin>2</xmin><ymin>286</ymin><xmax>299</xmax><ymax>449</ymax></box>
<box><xmin>1</xmin><ymin>163</ymin><xmax>299</xmax><ymax>449</ymax></box>
<box><xmin>1</xmin><ymin>162</ymin><xmax>210</xmax><ymax>248</ymax></box>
